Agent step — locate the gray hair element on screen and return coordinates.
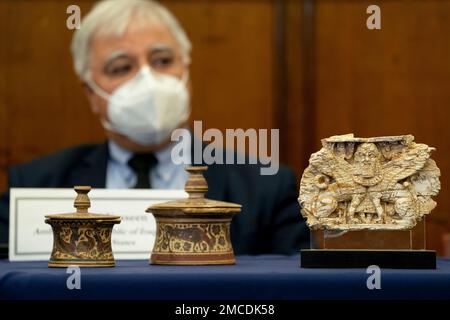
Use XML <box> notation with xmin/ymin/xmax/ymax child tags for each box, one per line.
<box><xmin>71</xmin><ymin>0</ymin><xmax>192</xmax><ymax>79</ymax></box>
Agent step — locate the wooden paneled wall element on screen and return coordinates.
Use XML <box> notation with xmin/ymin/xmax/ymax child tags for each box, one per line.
<box><xmin>1</xmin><ymin>0</ymin><xmax>449</xmax><ymax>254</ymax></box>
<box><xmin>0</xmin><ymin>0</ymin><xmax>105</xmax><ymax>186</ymax></box>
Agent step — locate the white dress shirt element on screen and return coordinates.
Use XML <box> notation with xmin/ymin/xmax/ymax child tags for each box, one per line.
<box><xmin>106</xmin><ymin>138</ymin><xmax>191</xmax><ymax>189</ymax></box>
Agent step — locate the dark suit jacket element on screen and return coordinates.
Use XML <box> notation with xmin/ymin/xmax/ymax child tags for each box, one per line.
<box><xmin>0</xmin><ymin>143</ymin><xmax>309</xmax><ymax>254</ymax></box>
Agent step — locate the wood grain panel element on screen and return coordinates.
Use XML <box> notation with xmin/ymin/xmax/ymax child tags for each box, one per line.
<box><xmin>283</xmin><ymin>0</ymin><xmax>315</xmax><ymax>176</ymax></box>
<box><xmin>164</xmin><ymin>0</ymin><xmax>275</xmax><ymax>132</ymax></box>
<box><xmin>3</xmin><ymin>0</ymin><xmax>103</xmax><ymax>169</ymax></box>
<box><xmin>0</xmin><ymin>1</ymin><xmax>9</xmax><ymax>190</ymax></box>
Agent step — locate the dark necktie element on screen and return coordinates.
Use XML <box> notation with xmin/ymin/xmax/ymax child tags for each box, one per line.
<box><xmin>127</xmin><ymin>153</ymin><xmax>158</xmax><ymax>189</ymax></box>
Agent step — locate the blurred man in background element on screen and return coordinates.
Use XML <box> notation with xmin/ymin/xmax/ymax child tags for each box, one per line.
<box><xmin>0</xmin><ymin>0</ymin><xmax>308</xmax><ymax>255</ymax></box>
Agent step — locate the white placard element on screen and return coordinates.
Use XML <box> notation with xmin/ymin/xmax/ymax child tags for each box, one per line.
<box><xmin>9</xmin><ymin>188</ymin><xmax>187</xmax><ymax>261</ymax></box>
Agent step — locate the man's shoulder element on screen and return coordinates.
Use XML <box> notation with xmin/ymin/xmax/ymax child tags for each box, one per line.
<box><xmin>208</xmin><ymin>162</ymin><xmax>296</xmax><ymax>181</ymax></box>
<box><xmin>206</xmin><ymin>162</ymin><xmax>298</xmax><ymax>195</ymax></box>
<box><xmin>9</xmin><ymin>143</ymin><xmax>107</xmax><ymax>187</ymax></box>
<box><xmin>16</xmin><ymin>143</ymin><xmax>104</xmax><ymax>168</ymax></box>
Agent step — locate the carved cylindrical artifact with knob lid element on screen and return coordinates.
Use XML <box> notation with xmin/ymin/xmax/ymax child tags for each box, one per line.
<box><xmin>45</xmin><ymin>186</ymin><xmax>121</xmax><ymax>267</ymax></box>
<box><xmin>147</xmin><ymin>166</ymin><xmax>242</xmax><ymax>265</ymax></box>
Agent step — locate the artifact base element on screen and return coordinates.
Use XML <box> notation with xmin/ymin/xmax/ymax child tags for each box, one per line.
<box><xmin>300</xmin><ymin>249</ymin><xmax>436</xmax><ymax>269</ymax></box>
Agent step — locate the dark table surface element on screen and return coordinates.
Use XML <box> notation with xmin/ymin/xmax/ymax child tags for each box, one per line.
<box><xmin>1</xmin><ymin>255</ymin><xmax>450</xmax><ymax>300</ymax></box>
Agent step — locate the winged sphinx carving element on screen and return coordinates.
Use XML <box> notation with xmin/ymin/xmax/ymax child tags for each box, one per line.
<box><xmin>299</xmin><ymin>134</ymin><xmax>440</xmax><ymax>230</ymax></box>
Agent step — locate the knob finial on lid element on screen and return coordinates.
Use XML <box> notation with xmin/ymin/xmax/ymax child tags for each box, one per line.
<box><xmin>74</xmin><ymin>186</ymin><xmax>91</xmax><ymax>213</ymax></box>
<box><xmin>184</xmin><ymin>166</ymin><xmax>208</xmax><ymax>199</ymax></box>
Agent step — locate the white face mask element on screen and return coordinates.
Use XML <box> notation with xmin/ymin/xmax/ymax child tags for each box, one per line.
<box><xmin>87</xmin><ymin>66</ymin><xmax>190</xmax><ymax>146</ymax></box>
